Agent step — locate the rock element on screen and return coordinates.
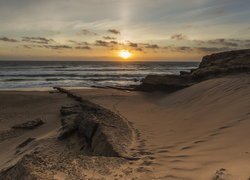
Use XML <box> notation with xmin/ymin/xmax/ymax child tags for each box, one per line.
<box><xmin>58</xmin><ymin>108</ymin><xmax>79</xmax><ymax>140</ymax></box>
<box><xmin>60</xmin><ymin>105</ymin><xmax>81</xmax><ymax>116</ymax></box>
<box><xmin>191</xmin><ymin>49</ymin><xmax>250</xmax><ymax>80</ymax></box>
<box><xmin>213</xmin><ymin>168</ymin><xmax>229</xmax><ymax>180</ymax></box>
<box><xmin>53</xmin><ymin>87</ymin><xmax>83</xmax><ymax>102</ymax></box>
<box><xmin>137</xmin><ymin>49</ymin><xmax>250</xmax><ymax>92</ymax></box>
<box><xmin>180</xmin><ymin>71</ymin><xmax>191</xmax><ymax>76</ymax></box>
<box><xmin>12</xmin><ymin>118</ymin><xmax>44</xmax><ymax>130</ymax></box>
<box><xmin>136</xmin><ymin>74</ymin><xmax>194</xmax><ymax>92</ymax></box>
<box><xmin>56</xmin><ymin>89</ymin><xmax>134</xmax><ymax>158</ymax></box>
<box><xmin>191</xmin><ymin>66</ymin><xmax>250</xmax><ymax>80</ymax></box>
<box><xmin>75</xmin><ymin>112</ymin><xmax>99</xmax><ymax>141</ymax></box>
<box><xmin>16</xmin><ymin>138</ymin><xmax>35</xmax><ymax>149</ymax></box>
<box><xmin>58</xmin><ymin>125</ymin><xmax>77</xmax><ymax>140</ymax></box>
<box><xmin>199</xmin><ymin>49</ymin><xmax>250</xmax><ymax>69</ymax></box>
<box><xmin>61</xmin><ymin>114</ymin><xmax>78</xmax><ymax>126</ymax></box>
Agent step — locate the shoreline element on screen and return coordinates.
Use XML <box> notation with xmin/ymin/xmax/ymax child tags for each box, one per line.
<box><xmin>0</xmin><ymin>86</ymin><xmax>95</xmax><ymax>92</ymax></box>
<box><xmin>0</xmin><ymin>85</ymin><xmax>136</xmax><ymax>93</ymax></box>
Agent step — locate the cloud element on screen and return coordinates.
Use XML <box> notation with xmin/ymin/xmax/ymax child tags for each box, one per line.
<box><xmin>171</xmin><ymin>34</ymin><xmax>187</xmax><ymax>41</ymax></box>
<box><xmin>68</xmin><ymin>40</ymin><xmax>89</xmax><ymax>46</ymax></box>
<box><xmin>22</xmin><ymin>37</ymin><xmax>55</xmax><ymax>44</ymax></box>
<box><xmin>95</xmin><ymin>40</ymin><xmax>110</xmax><ymax>47</ymax></box>
<box><xmin>23</xmin><ymin>45</ymin><xmax>32</xmax><ymax>49</ymax></box>
<box><xmin>43</xmin><ymin>45</ymin><xmax>72</xmax><ymax>49</ymax></box>
<box><xmin>110</xmin><ymin>41</ymin><xmax>118</xmax><ymax>45</ymax></box>
<box><xmin>178</xmin><ymin>46</ymin><xmax>193</xmax><ymax>52</ymax></box>
<box><xmin>122</xmin><ymin>41</ymin><xmax>160</xmax><ymax>51</ymax></box>
<box><xmin>144</xmin><ymin>44</ymin><xmax>160</xmax><ymax>49</ymax></box>
<box><xmin>128</xmin><ymin>42</ymin><xmax>138</xmax><ymax>48</ymax></box>
<box><xmin>195</xmin><ymin>47</ymin><xmax>231</xmax><ymax>53</ymax></box>
<box><xmin>135</xmin><ymin>48</ymin><xmax>143</xmax><ymax>51</ymax></box>
<box><xmin>121</xmin><ymin>41</ymin><xmax>160</xmax><ymax>51</ymax></box>
<box><xmin>103</xmin><ymin>36</ymin><xmax>116</xmax><ymax>40</ymax></box>
<box><xmin>204</xmin><ymin>39</ymin><xmax>239</xmax><ymax>47</ymax></box>
<box><xmin>193</xmin><ymin>38</ymin><xmax>250</xmax><ymax>48</ymax></box>
<box><xmin>0</xmin><ymin>37</ymin><xmax>19</xmax><ymax>42</ymax></box>
<box><xmin>94</xmin><ymin>39</ymin><xmax>123</xmax><ymax>49</ymax></box>
<box><xmin>164</xmin><ymin>45</ymin><xmax>232</xmax><ymax>54</ymax></box>
<box><xmin>79</xmin><ymin>29</ymin><xmax>97</xmax><ymax>36</ymax></box>
<box><xmin>107</xmin><ymin>29</ymin><xmax>120</xmax><ymax>35</ymax></box>
<box><xmin>75</xmin><ymin>46</ymin><xmax>91</xmax><ymax>50</ymax></box>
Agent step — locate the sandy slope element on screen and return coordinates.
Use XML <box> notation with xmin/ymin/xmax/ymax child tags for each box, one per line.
<box><xmin>72</xmin><ymin>74</ymin><xmax>250</xmax><ymax>179</ymax></box>
<box><xmin>0</xmin><ymin>74</ymin><xmax>250</xmax><ymax>179</ymax></box>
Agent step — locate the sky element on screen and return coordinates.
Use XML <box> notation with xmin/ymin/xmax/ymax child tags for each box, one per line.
<box><xmin>0</xmin><ymin>0</ymin><xmax>249</xmax><ymax>61</ymax></box>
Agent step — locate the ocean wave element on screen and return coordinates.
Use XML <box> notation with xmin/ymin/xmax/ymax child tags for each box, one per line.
<box><xmin>0</xmin><ymin>61</ymin><xmax>199</xmax><ymax>89</ymax></box>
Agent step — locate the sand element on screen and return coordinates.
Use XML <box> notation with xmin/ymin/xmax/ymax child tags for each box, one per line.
<box><xmin>0</xmin><ymin>91</ymin><xmax>74</xmax><ymax>170</ymax></box>
<box><xmin>0</xmin><ymin>74</ymin><xmax>250</xmax><ymax>179</ymax></box>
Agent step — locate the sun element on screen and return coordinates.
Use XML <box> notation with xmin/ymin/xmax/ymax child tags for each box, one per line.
<box><xmin>119</xmin><ymin>50</ymin><xmax>132</xmax><ymax>59</ymax></box>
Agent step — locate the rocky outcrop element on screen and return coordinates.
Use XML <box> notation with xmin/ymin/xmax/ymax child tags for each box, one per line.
<box><xmin>137</xmin><ymin>49</ymin><xmax>250</xmax><ymax>92</ymax></box>
<box><xmin>0</xmin><ymin>119</ymin><xmax>44</xmax><ymax>143</ymax></box>
<box><xmin>12</xmin><ymin>119</ymin><xmax>44</xmax><ymax>130</ymax></box>
<box><xmin>136</xmin><ymin>74</ymin><xmax>194</xmax><ymax>92</ymax></box>
<box><xmin>199</xmin><ymin>49</ymin><xmax>250</xmax><ymax>69</ymax></box>
<box><xmin>191</xmin><ymin>49</ymin><xmax>250</xmax><ymax>80</ymax></box>
<box><xmin>54</xmin><ymin>87</ymin><xmax>134</xmax><ymax>158</ymax></box>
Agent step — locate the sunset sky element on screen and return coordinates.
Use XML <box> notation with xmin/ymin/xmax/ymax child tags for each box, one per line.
<box><xmin>0</xmin><ymin>0</ymin><xmax>249</xmax><ymax>61</ymax></box>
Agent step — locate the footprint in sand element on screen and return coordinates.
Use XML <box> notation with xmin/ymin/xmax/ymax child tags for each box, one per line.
<box><xmin>159</xmin><ymin>174</ymin><xmax>191</xmax><ymax>180</ymax></box>
<box><xmin>157</xmin><ymin>150</ymin><xmax>170</xmax><ymax>153</ymax></box>
<box><xmin>171</xmin><ymin>167</ymin><xmax>201</xmax><ymax>172</ymax></box>
<box><xmin>155</xmin><ymin>145</ymin><xmax>176</xmax><ymax>151</ymax></box>
<box><xmin>238</xmin><ymin>117</ymin><xmax>249</xmax><ymax>122</ymax></box>
<box><xmin>193</xmin><ymin>139</ymin><xmax>208</xmax><ymax>144</ymax></box>
<box><xmin>163</xmin><ymin>155</ymin><xmax>190</xmax><ymax>159</ymax></box>
<box><xmin>170</xmin><ymin>159</ymin><xmax>184</xmax><ymax>163</ymax></box>
<box><xmin>218</xmin><ymin>125</ymin><xmax>233</xmax><ymax>130</ymax></box>
<box><xmin>180</xmin><ymin>146</ymin><xmax>194</xmax><ymax>150</ymax></box>
<box><xmin>209</xmin><ymin>132</ymin><xmax>220</xmax><ymax>137</ymax></box>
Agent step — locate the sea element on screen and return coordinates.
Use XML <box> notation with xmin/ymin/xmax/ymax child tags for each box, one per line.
<box><xmin>0</xmin><ymin>61</ymin><xmax>199</xmax><ymax>90</ymax></box>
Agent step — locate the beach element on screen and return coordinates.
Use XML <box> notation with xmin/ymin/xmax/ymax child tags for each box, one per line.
<box><xmin>0</xmin><ymin>73</ymin><xmax>250</xmax><ymax>179</ymax></box>
<box><xmin>1</xmin><ymin>0</ymin><xmax>250</xmax><ymax>178</ymax></box>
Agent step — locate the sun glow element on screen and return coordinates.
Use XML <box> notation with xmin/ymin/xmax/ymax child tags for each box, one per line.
<box><xmin>119</xmin><ymin>50</ymin><xmax>132</xmax><ymax>59</ymax></box>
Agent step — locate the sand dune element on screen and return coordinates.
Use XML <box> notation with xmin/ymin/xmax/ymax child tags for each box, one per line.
<box><xmin>72</xmin><ymin>74</ymin><xmax>250</xmax><ymax>179</ymax></box>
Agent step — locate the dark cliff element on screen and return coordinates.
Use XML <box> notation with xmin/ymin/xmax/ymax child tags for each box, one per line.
<box><xmin>136</xmin><ymin>49</ymin><xmax>250</xmax><ymax>92</ymax></box>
